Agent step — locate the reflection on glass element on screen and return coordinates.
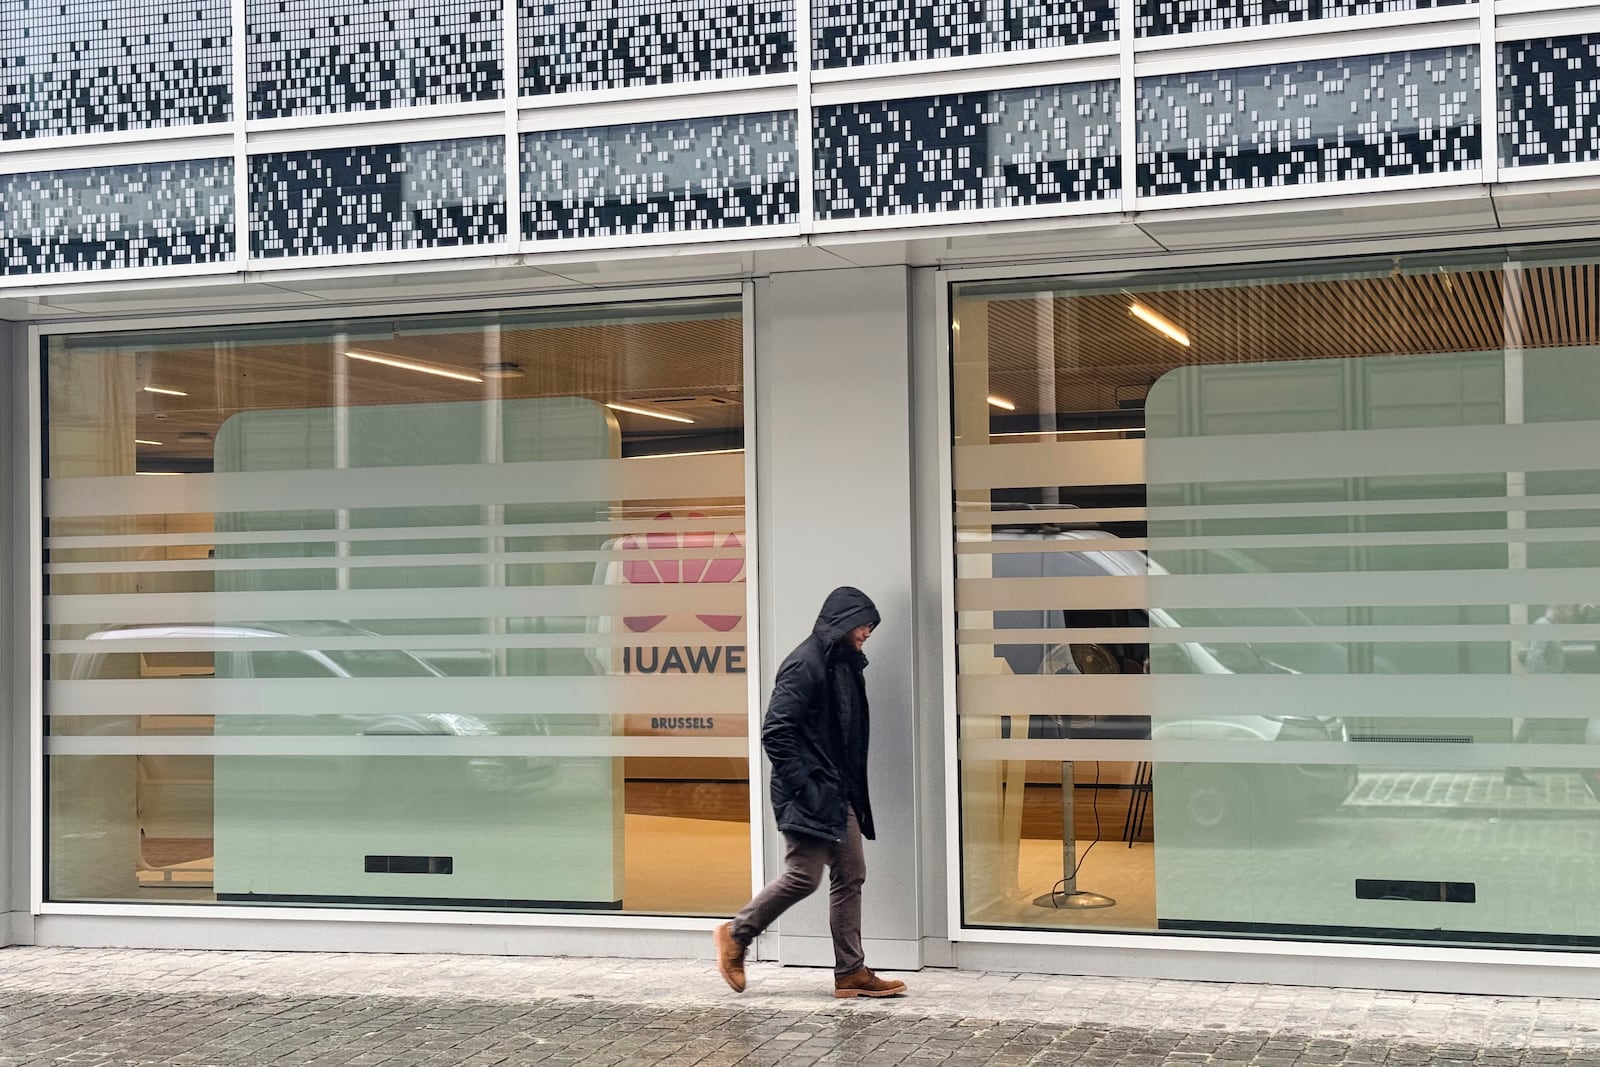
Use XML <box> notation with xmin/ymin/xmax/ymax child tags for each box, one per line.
<box><xmin>44</xmin><ymin>301</ymin><xmax>751</xmax><ymax>915</ymax></box>
<box><xmin>953</xmin><ymin>250</ymin><xmax>1600</xmax><ymax>948</ymax></box>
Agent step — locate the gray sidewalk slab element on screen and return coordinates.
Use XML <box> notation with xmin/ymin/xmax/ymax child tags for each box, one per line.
<box><xmin>3</xmin><ymin>946</ymin><xmax>1600</xmax><ymax>1066</ymax></box>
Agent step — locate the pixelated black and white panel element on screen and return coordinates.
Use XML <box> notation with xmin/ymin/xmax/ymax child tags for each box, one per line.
<box><xmin>813</xmin><ymin>0</ymin><xmax>1115</xmax><ymax>69</ymax></box>
<box><xmin>0</xmin><ymin>158</ymin><xmax>233</xmax><ymax>275</ymax></box>
<box><xmin>1136</xmin><ymin>0</ymin><xmax>1469</xmax><ymax>39</ymax></box>
<box><xmin>520</xmin><ymin>0</ymin><xmax>793</xmax><ymax>95</ymax></box>
<box><xmin>814</xmin><ymin>83</ymin><xmax>1119</xmax><ymax>219</ymax></box>
<box><xmin>1138</xmin><ymin>47</ymin><xmax>1481</xmax><ymax>196</ymax></box>
<box><xmin>251</xmin><ymin>138</ymin><xmax>505</xmax><ymax>257</ymax></box>
<box><xmin>1</xmin><ymin>0</ymin><xmax>230</xmax><ymax>140</ymax></box>
<box><xmin>1500</xmin><ymin>35</ymin><xmax>1600</xmax><ymax>168</ymax></box>
<box><xmin>248</xmin><ymin>0</ymin><xmax>502</xmax><ymax>120</ymax></box>
<box><xmin>522</xmin><ymin>112</ymin><xmax>798</xmax><ymax>238</ymax></box>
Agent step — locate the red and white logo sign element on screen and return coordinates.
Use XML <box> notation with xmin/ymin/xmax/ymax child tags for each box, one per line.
<box><xmin>598</xmin><ymin>512</ymin><xmax>748</xmax><ymax>741</ymax></box>
<box><xmin>618</xmin><ymin>512</ymin><xmax>745</xmax><ymax>635</ymax></box>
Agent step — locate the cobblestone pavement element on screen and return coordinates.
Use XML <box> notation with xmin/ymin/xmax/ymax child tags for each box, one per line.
<box><xmin>4</xmin><ymin>946</ymin><xmax>1600</xmax><ymax>1066</ymax></box>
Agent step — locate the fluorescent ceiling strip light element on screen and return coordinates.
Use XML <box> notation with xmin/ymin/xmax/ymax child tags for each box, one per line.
<box><xmin>134</xmin><ymin>439</ymin><xmax>163</xmax><ymax>446</ymax></box>
<box><xmin>987</xmin><ymin>395</ymin><xmax>1016</xmax><ymax>411</ymax></box>
<box><xmin>605</xmin><ymin>401</ymin><xmax>695</xmax><ymax>425</ymax></box>
<box><xmin>989</xmin><ymin>427</ymin><xmax>1145</xmax><ymax>438</ymax></box>
<box><xmin>143</xmin><ymin>386</ymin><xmax>188</xmax><ymax>396</ymax></box>
<box><xmin>1128</xmin><ymin>303</ymin><xmax>1190</xmax><ymax>347</ymax></box>
<box><xmin>636</xmin><ymin>447</ymin><xmax>744</xmax><ymax>459</ymax></box>
<box><xmin>135</xmin><ymin>470</ymin><xmax>184</xmax><ymax>476</ymax></box>
<box><xmin>346</xmin><ymin>350</ymin><xmax>484</xmax><ymax>384</ymax></box>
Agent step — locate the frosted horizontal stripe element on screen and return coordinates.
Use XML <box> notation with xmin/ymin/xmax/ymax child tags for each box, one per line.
<box><xmin>960</xmin><ymin>568</ymin><xmax>1600</xmax><ymax>611</ymax></box>
<box><xmin>956</xmin><ymin>494</ymin><xmax>1600</xmax><ymax>531</ymax></box>
<box><xmin>957</xmin><ymin>575</ymin><xmax>1146</xmax><ymax>611</ymax></box>
<box><xmin>46</xmin><ymin>582</ymin><xmax>745</xmax><ymax>625</ymax></box>
<box><xmin>44</xmin><ymin>516</ymin><xmax>745</xmax><ymax>552</ymax></box>
<box><xmin>1149</xmin><ymin>423</ymin><xmax>1600</xmax><ymax>486</ymax></box>
<box><xmin>954</xmin><ymin>440</ymin><xmax>1144</xmax><ymax>491</ymax></box>
<box><xmin>50</xmin><ymin>676</ymin><xmax>746</xmax><ymax>717</ymax></box>
<box><xmin>958</xmin><ymin>623</ymin><xmax>1600</xmax><ymax>644</ymax></box>
<box><xmin>1152</xmin><ymin>527</ymin><xmax>1600</xmax><ymax>551</ymax></box>
<box><xmin>958</xmin><ymin>674</ymin><xmax>1600</xmax><ymax>719</ymax></box>
<box><xmin>45</xmin><ymin>454</ymin><xmax>743</xmax><ymax>520</ymax></box>
<box><xmin>960</xmin><ymin>738</ymin><xmax>1151</xmax><ymax>761</ymax></box>
<box><xmin>961</xmin><ymin>738</ymin><xmax>1600</xmax><ymax>769</ymax></box>
<box><xmin>1150</xmin><ymin>568</ymin><xmax>1600</xmax><ymax>609</ymax></box>
<box><xmin>47</xmin><ymin>736</ymin><xmax>748</xmax><ymax>758</ymax></box>
<box><xmin>46</xmin><ymin>546</ymin><xmax>745</xmax><ymax>576</ymax></box>
<box><xmin>48</xmin><ymin>631</ymin><xmax>746</xmax><ymax>653</ymax></box>
<box><xmin>1146</xmin><ymin>673</ymin><xmax>1600</xmax><ymax>721</ymax></box>
<box><xmin>959</xmin><ymin>674</ymin><xmax>1149</xmax><ymax>716</ymax></box>
<box><xmin>960</xmin><ymin>528</ymin><xmax>1600</xmax><ymax>556</ymax></box>
<box><xmin>955</xmin><ymin>507</ymin><xmax>1148</xmax><ymax>527</ymax></box>
<box><xmin>957</xmin><ymin>537</ymin><xmax>1150</xmax><ymax>553</ymax></box>
<box><xmin>1149</xmin><ymin>492</ymin><xmax>1600</xmax><ymax>522</ymax></box>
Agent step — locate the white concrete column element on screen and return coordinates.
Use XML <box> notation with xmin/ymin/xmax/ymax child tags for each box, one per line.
<box><xmin>752</xmin><ymin>266</ymin><xmax>923</xmax><ymax>972</ymax></box>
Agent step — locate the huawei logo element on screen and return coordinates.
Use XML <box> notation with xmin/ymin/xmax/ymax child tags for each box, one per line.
<box><xmin>620</xmin><ymin>512</ymin><xmax>745</xmax><ymax>633</ymax></box>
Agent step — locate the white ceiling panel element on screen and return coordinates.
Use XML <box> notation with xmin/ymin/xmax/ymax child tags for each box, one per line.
<box><xmin>1139</xmin><ymin>188</ymin><xmax>1500</xmax><ymax>251</ymax></box>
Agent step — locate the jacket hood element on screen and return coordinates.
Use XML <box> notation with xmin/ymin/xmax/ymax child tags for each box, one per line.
<box><xmin>812</xmin><ymin>586</ymin><xmax>880</xmax><ymax>646</ymax></box>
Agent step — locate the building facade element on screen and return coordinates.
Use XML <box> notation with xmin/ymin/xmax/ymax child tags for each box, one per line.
<box><xmin>5</xmin><ymin>0</ymin><xmax>1600</xmax><ymax>997</ymax></box>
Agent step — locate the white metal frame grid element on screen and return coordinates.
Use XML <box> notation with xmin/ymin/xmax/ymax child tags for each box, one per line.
<box><xmin>26</xmin><ymin>280</ymin><xmax>764</xmax><ymax>932</ymax></box>
<box><xmin>2</xmin><ymin>0</ymin><xmax>1600</xmax><ymax>288</ymax></box>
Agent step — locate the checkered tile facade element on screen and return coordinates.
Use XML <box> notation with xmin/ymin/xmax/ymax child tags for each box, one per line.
<box><xmin>814</xmin><ymin>83</ymin><xmax>1120</xmax><ymax>219</ymax></box>
<box><xmin>1</xmin><ymin>0</ymin><xmax>230</xmax><ymax>140</ymax></box>
<box><xmin>813</xmin><ymin>0</ymin><xmax>1116</xmax><ymax>68</ymax></box>
<box><xmin>521</xmin><ymin>112</ymin><xmax>798</xmax><ymax>239</ymax></box>
<box><xmin>520</xmin><ymin>0</ymin><xmax>793</xmax><ymax>95</ymax></box>
<box><xmin>1500</xmin><ymin>34</ymin><xmax>1600</xmax><ymax>168</ymax></box>
<box><xmin>1138</xmin><ymin>47</ymin><xmax>1481</xmax><ymax>195</ymax></box>
<box><xmin>250</xmin><ymin>138</ymin><xmax>505</xmax><ymax>257</ymax></box>
<box><xmin>0</xmin><ymin>158</ymin><xmax>233</xmax><ymax>275</ymax></box>
<box><xmin>1135</xmin><ymin>0</ymin><xmax>1469</xmax><ymax>38</ymax></box>
<box><xmin>247</xmin><ymin>0</ymin><xmax>502</xmax><ymax>119</ymax></box>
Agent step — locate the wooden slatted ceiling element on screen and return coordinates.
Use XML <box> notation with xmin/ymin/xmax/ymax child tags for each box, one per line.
<box><xmin>108</xmin><ymin>316</ymin><xmax>743</xmax><ymax>460</ymax></box>
<box><xmin>983</xmin><ymin>264</ymin><xmax>1600</xmax><ymax>416</ymax></box>
<box><xmin>61</xmin><ymin>261</ymin><xmax>1600</xmax><ymax>462</ymax></box>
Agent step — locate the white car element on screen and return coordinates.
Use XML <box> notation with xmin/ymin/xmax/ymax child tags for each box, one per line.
<box><xmin>980</xmin><ymin>527</ymin><xmax>1357</xmax><ymax>838</ymax></box>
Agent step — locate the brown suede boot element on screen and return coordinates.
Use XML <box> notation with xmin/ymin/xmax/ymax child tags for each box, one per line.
<box><xmin>713</xmin><ymin>922</ymin><xmax>746</xmax><ymax>992</ymax></box>
<box><xmin>833</xmin><ymin>967</ymin><xmax>907</xmax><ymax>998</ymax></box>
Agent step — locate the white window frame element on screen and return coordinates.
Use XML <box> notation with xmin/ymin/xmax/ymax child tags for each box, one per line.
<box><xmin>931</xmin><ymin>240</ymin><xmax>1600</xmax><ymax>979</ymax></box>
<box><xmin>26</xmin><ymin>279</ymin><xmax>766</xmax><ymax>934</ymax></box>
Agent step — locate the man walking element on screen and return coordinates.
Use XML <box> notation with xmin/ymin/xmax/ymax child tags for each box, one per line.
<box><xmin>713</xmin><ymin>586</ymin><xmax>907</xmax><ymax>998</ymax></box>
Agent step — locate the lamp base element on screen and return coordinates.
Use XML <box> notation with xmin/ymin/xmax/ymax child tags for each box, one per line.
<box><xmin>1032</xmin><ymin>889</ymin><xmax>1116</xmax><ymax>909</ymax></box>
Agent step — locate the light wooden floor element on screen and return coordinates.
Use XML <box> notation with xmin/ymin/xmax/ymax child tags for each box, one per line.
<box><xmin>621</xmin><ymin>813</ymin><xmax>751</xmax><ymax>914</ymax></box>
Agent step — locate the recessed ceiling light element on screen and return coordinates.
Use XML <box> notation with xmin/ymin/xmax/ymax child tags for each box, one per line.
<box><xmin>605</xmin><ymin>402</ymin><xmax>695</xmax><ymax>425</ymax></box>
<box><xmin>346</xmin><ymin>350</ymin><xmax>484</xmax><ymax>383</ymax></box>
<box><xmin>987</xmin><ymin>395</ymin><xmax>1016</xmax><ymax>411</ymax></box>
<box><xmin>135</xmin><ymin>439</ymin><xmax>163</xmax><ymax>446</ymax></box>
<box><xmin>143</xmin><ymin>386</ymin><xmax>188</xmax><ymax>397</ymax></box>
<box><xmin>479</xmin><ymin>362</ymin><xmax>526</xmax><ymax>380</ymax></box>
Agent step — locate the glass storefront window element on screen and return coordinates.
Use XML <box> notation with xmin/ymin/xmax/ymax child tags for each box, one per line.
<box><xmin>43</xmin><ymin>298</ymin><xmax>751</xmax><ymax>915</ymax></box>
<box><xmin>952</xmin><ymin>249</ymin><xmax>1600</xmax><ymax>948</ymax></box>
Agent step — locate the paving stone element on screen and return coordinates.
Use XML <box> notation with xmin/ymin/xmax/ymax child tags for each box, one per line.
<box><xmin>2</xmin><ymin>948</ymin><xmax>1600</xmax><ymax>1066</ymax></box>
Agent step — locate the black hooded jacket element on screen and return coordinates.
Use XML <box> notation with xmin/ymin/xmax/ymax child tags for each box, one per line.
<box><xmin>761</xmin><ymin>587</ymin><xmax>881</xmax><ymax>843</ymax></box>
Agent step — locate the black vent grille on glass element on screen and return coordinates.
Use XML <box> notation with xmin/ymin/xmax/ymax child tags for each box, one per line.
<box><xmin>1355</xmin><ymin>879</ymin><xmax>1475</xmax><ymax>903</ymax></box>
<box><xmin>365</xmin><ymin>855</ymin><xmax>454</xmax><ymax>875</ymax></box>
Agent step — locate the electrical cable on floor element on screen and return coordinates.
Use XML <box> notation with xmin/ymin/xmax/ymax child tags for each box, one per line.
<box><xmin>1071</xmin><ymin>760</ymin><xmax>1104</xmax><ymax>878</ymax></box>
